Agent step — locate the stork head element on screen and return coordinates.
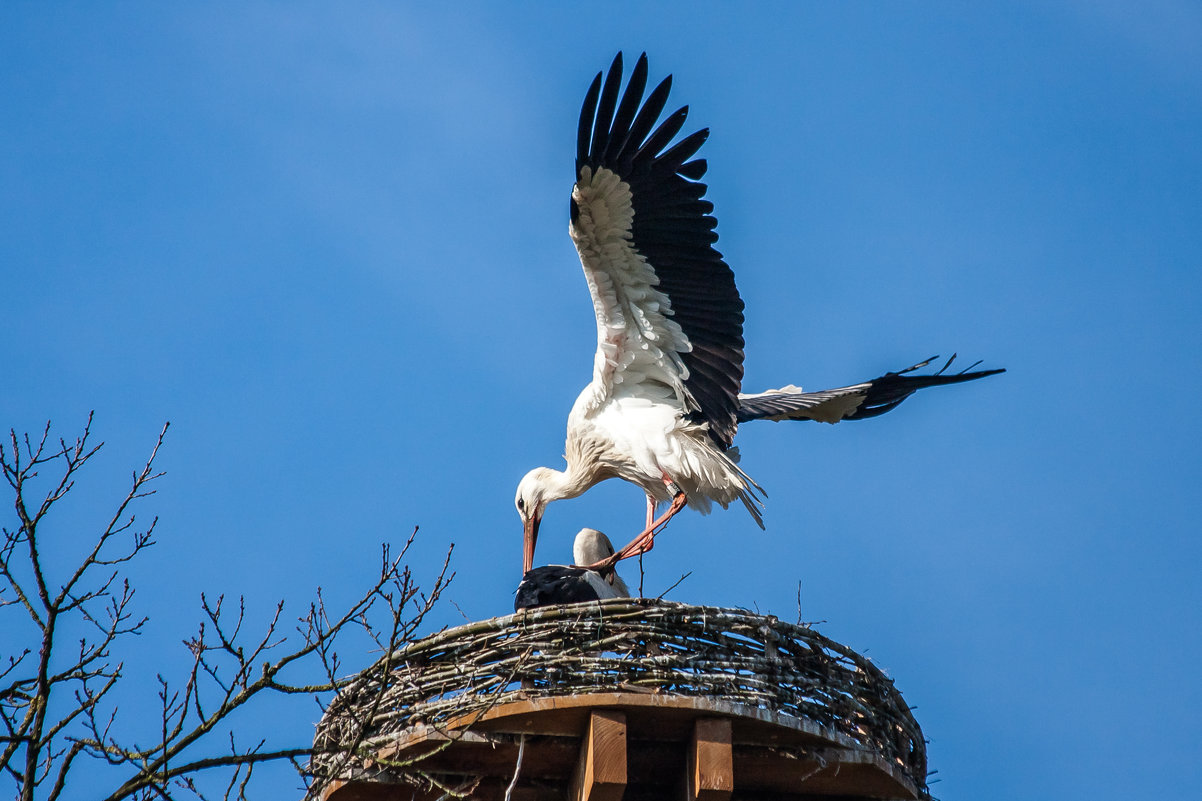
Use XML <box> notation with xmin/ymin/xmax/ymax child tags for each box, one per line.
<box><xmin>572</xmin><ymin>528</ymin><xmax>616</xmax><ymax>566</ymax></box>
<box><xmin>515</xmin><ymin>467</ymin><xmax>557</xmax><ymax>574</ymax></box>
<box><xmin>574</xmin><ymin>528</ymin><xmax>631</xmax><ymax>598</ymax></box>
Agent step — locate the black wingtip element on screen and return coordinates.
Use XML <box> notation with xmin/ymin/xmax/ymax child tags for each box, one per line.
<box><xmin>604</xmin><ymin>52</ymin><xmax>649</xmax><ymax>164</ymax></box>
<box><xmin>591</xmin><ymin>55</ymin><xmax>625</xmax><ymax>157</ymax></box>
<box><xmin>576</xmin><ymin>71</ymin><xmax>604</xmax><ymax>171</ymax></box>
<box><xmin>847</xmin><ymin>356</ymin><xmax>1006</xmax><ymax>420</ymax></box>
<box><xmin>679</xmin><ymin>158</ymin><xmax>707</xmax><ymax>180</ymax></box>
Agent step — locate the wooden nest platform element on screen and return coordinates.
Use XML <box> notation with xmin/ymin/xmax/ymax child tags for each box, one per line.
<box><xmin>313</xmin><ymin>599</ymin><xmax>929</xmax><ymax>801</ymax></box>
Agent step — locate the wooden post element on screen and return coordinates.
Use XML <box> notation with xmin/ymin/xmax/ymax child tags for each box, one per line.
<box><xmin>570</xmin><ymin>710</ymin><xmax>627</xmax><ymax>801</ymax></box>
<box><xmin>685</xmin><ymin>718</ymin><xmax>733</xmax><ymax>801</ymax></box>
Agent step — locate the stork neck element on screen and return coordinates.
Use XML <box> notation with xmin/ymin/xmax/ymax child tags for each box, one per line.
<box><xmin>544</xmin><ymin>463</ymin><xmax>597</xmax><ymax>502</ymax></box>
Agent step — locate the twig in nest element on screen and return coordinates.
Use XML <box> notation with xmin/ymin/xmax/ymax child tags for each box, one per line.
<box><xmin>449</xmin><ymin>598</ymin><xmax>472</xmax><ymax>623</ymax></box>
<box><xmin>656</xmin><ymin>571</ymin><xmax>692</xmax><ymax>601</ymax></box>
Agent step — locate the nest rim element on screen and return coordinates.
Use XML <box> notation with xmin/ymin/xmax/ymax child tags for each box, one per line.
<box><xmin>315</xmin><ymin>598</ymin><xmax>928</xmax><ymax>797</ymax></box>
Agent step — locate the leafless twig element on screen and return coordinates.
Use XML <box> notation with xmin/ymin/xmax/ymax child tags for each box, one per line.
<box><xmin>1</xmin><ymin>418</ymin><xmax>455</xmax><ymax>800</ymax></box>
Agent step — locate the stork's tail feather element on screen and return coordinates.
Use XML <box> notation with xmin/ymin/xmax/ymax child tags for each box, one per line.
<box><xmin>718</xmin><ymin>447</ymin><xmax>766</xmax><ymax>528</ymax></box>
<box><xmin>738</xmin><ymin>489</ymin><xmax>766</xmax><ymax>529</ymax></box>
<box><xmin>736</xmin><ymin>354</ymin><xmax>1004</xmax><ymax>425</ymax></box>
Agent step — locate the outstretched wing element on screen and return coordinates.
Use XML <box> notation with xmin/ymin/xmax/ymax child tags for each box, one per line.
<box><xmin>737</xmin><ymin>356</ymin><xmax>1005</xmax><ymax>424</ymax></box>
<box><xmin>571</xmin><ymin>52</ymin><xmax>745</xmax><ymax>449</ymax></box>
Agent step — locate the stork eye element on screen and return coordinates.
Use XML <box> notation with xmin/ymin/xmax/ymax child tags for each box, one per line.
<box><xmin>517</xmin><ymin>498</ymin><xmax>525</xmax><ymax>512</ymax></box>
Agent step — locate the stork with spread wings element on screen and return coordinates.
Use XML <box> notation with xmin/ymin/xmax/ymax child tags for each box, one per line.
<box><xmin>515</xmin><ymin>53</ymin><xmax>1003</xmax><ymax>575</ymax></box>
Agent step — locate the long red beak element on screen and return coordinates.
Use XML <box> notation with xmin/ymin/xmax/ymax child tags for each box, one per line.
<box><xmin>522</xmin><ymin>513</ymin><xmax>541</xmax><ymax>574</ymax></box>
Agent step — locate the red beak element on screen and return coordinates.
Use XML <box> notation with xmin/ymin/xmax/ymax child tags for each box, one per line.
<box><xmin>522</xmin><ymin>513</ymin><xmax>541</xmax><ymax>574</ymax></box>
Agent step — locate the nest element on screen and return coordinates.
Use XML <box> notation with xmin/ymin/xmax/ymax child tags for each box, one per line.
<box><xmin>314</xmin><ymin>599</ymin><xmax>927</xmax><ymax>794</ymax></box>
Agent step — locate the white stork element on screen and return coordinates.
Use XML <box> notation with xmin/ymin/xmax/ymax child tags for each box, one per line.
<box><xmin>514</xmin><ymin>528</ymin><xmax>630</xmax><ymax>611</ymax></box>
<box><xmin>516</xmin><ymin>53</ymin><xmax>1003</xmax><ymax>575</ymax></box>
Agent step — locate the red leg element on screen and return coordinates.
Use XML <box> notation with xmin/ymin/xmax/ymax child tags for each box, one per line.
<box><xmin>645</xmin><ymin>494</ymin><xmax>656</xmax><ymax>530</ymax></box>
<box><xmin>588</xmin><ymin>476</ymin><xmax>687</xmax><ymax>570</ymax></box>
<box><xmin>617</xmin><ymin>492</ymin><xmax>686</xmax><ymax>559</ymax></box>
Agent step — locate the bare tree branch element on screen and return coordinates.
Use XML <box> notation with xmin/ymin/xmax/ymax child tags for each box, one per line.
<box><xmin>2</xmin><ymin>418</ymin><xmax>456</xmax><ymax>800</ymax></box>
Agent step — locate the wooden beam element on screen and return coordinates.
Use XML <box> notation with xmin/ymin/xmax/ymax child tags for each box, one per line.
<box><xmin>569</xmin><ymin>710</ymin><xmax>627</xmax><ymax>801</ymax></box>
<box><xmin>685</xmin><ymin>718</ymin><xmax>733</xmax><ymax>801</ymax></box>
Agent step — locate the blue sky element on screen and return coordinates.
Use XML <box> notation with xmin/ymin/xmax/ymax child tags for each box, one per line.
<box><xmin>3</xmin><ymin>2</ymin><xmax>1200</xmax><ymax>798</ymax></box>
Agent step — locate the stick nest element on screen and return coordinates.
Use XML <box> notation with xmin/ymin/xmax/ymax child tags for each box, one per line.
<box><xmin>314</xmin><ymin>599</ymin><xmax>926</xmax><ymax>793</ymax></box>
